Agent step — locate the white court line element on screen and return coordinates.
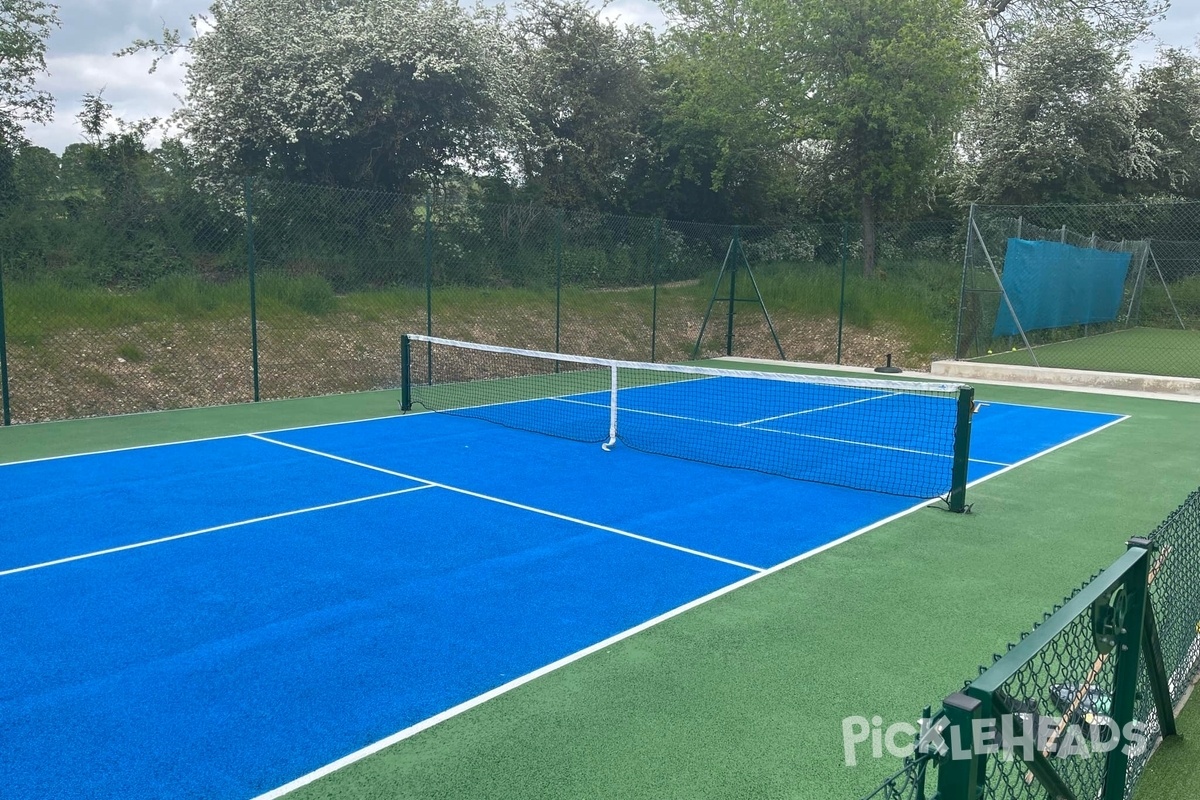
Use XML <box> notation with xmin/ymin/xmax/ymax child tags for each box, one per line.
<box><xmin>250</xmin><ymin>413</ymin><xmax>1131</xmax><ymax>800</ymax></box>
<box><xmin>248</xmin><ymin>434</ymin><xmax>763</xmax><ymax>573</ymax></box>
<box><xmin>0</xmin><ymin>376</ymin><xmax>723</xmax><ymax>470</ymax></box>
<box><xmin>0</xmin><ymin>372</ymin><xmax>1127</xmax><ymax>471</ymax></box>
<box><xmin>0</xmin><ymin>486</ymin><xmax>433</xmax><ymax>578</ymax></box>
<box><xmin>550</xmin><ymin>397</ymin><xmax>1010</xmax><ymax>467</ymax></box>
<box><xmin>735</xmin><ymin>391</ymin><xmax>899</xmax><ymax>426</ymax></box>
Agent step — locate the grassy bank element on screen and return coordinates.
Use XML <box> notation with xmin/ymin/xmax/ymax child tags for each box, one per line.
<box><xmin>1</xmin><ymin>260</ymin><xmax>960</xmax><ymax>422</ymax></box>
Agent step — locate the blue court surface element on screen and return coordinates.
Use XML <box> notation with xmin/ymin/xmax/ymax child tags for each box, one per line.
<box><xmin>0</xmin><ymin>391</ymin><xmax>1124</xmax><ymax>799</ymax></box>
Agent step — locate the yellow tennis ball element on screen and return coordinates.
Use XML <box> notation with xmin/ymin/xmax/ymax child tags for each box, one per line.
<box><xmin>987</xmin><ymin>349</ymin><xmax>993</xmax><ymax>354</ymax></box>
<box><xmin>1012</xmin><ymin>347</ymin><xmax>1018</xmax><ymax>352</ymax></box>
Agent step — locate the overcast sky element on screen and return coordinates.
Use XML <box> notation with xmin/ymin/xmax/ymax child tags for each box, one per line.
<box><xmin>28</xmin><ymin>0</ymin><xmax>1200</xmax><ymax>154</ymax></box>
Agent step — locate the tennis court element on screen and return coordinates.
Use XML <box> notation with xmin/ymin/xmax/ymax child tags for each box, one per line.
<box><xmin>1</xmin><ymin>341</ymin><xmax>1128</xmax><ymax>800</ymax></box>
<box><xmin>968</xmin><ymin>327</ymin><xmax>1200</xmax><ymax>379</ymax></box>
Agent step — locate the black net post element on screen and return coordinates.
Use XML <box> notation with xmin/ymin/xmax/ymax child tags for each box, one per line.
<box><xmin>244</xmin><ymin>177</ymin><xmax>261</xmax><ymax>403</ymax></box>
<box><xmin>0</xmin><ymin>253</ymin><xmax>10</xmax><ymax>426</ymax></box>
<box><xmin>948</xmin><ymin>386</ymin><xmax>974</xmax><ymax>513</ymax></box>
<box><xmin>400</xmin><ymin>334</ymin><xmax>412</xmax><ymax>411</ymax></box>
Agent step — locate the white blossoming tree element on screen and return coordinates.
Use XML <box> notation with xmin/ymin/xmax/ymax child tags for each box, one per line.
<box><xmin>128</xmin><ymin>0</ymin><xmax>527</xmax><ymax>193</ymax></box>
<box><xmin>955</xmin><ymin>20</ymin><xmax>1159</xmax><ymax>205</ymax></box>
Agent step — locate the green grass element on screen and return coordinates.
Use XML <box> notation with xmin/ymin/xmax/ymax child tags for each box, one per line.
<box><xmin>748</xmin><ymin>258</ymin><xmax>960</xmax><ymax>356</ymax></box>
<box><xmin>2</xmin><ymin>372</ymin><xmax>1198</xmax><ymax>800</ymax></box>
<box><xmin>4</xmin><ymin>258</ymin><xmax>959</xmax><ymax>357</ymax></box>
<box><xmin>1136</xmin><ymin>688</ymin><xmax>1200</xmax><ymax>799</ymax></box>
<box><xmin>971</xmin><ymin>327</ymin><xmax>1200</xmax><ymax>379</ymax></box>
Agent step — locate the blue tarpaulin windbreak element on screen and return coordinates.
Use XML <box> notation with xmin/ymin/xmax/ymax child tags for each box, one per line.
<box><xmin>992</xmin><ymin>239</ymin><xmax>1132</xmax><ymax>337</ymax></box>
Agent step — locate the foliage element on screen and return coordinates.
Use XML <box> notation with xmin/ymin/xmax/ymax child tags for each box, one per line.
<box><xmin>512</xmin><ymin>0</ymin><xmax>655</xmax><ymax>209</ymax></box>
<box><xmin>664</xmin><ymin>0</ymin><xmax>981</xmax><ymax>274</ymax></box>
<box><xmin>955</xmin><ymin>20</ymin><xmax>1157</xmax><ymax>205</ymax></box>
<box><xmin>0</xmin><ymin>0</ymin><xmax>58</xmax><ymax>206</ymax></box>
<box><xmin>788</xmin><ymin>0</ymin><xmax>982</xmax><ymax>274</ymax></box>
<box><xmin>1132</xmin><ymin>47</ymin><xmax>1200</xmax><ymax>199</ymax></box>
<box><xmin>972</xmin><ymin>0</ymin><xmax>1167</xmax><ymax>73</ymax></box>
<box><xmin>0</xmin><ymin>0</ymin><xmax>57</xmax><ymax>145</ymax></box>
<box><xmin>128</xmin><ymin>0</ymin><xmax>527</xmax><ymax>194</ymax></box>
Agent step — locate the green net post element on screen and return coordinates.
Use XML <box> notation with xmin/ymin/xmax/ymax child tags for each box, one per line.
<box><xmin>0</xmin><ymin>253</ymin><xmax>10</xmax><ymax>426</ymax></box>
<box><xmin>400</xmin><ymin>334</ymin><xmax>412</xmax><ymax>411</ymax></box>
<box><xmin>948</xmin><ymin>385</ymin><xmax>974</xmax><ymax>513</ymax></box>
<box><xmin>837</xmin><ymin>221</ymin><xmax>847</xmax><ymax>365</ymax></box>
<box><xmin>244</xmin><ymin>177</ymin><xmax>261</xmax><ymax>403</ymax></box>
<box><xmin>935</xmin><ymin>692</ymin><xmax>985</xmax><ymax>800</ymax></box>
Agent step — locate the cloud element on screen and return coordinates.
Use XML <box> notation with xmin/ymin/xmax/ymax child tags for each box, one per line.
<box><xmin>20</xmin><ymin>0</ymin><xmax>1200</xmax><ymax>153</ymax></box>
<box><xmin>31</xmin><ymin>48</ymin><xmax>189</xmax><ymax>152</ymax></box>
<box><xmin>598</xmin><ymin>0</ymin><xmax>666</xmax><ymax>28</ymax></box>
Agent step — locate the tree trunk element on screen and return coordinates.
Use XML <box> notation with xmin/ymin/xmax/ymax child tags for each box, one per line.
<box><xmin>860</xmin><ymin>192</ymin><xmax>877</xmax><ymax>278</ymax></box>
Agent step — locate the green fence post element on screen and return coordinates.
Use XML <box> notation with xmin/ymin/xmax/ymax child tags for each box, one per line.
<box><xmin>1103</xmin><ymin>541</ymin><xmax>1154</xmax><ymax>800</ymax></box>
<box><xmin>0</xmin><ymin>254</ymin><xmax>10</xmax><ymax>425</ymax></box>
<box><xmin>948</xmin><ymin>386</ymin><xmax>974</xmax><ymax>513</ymax></box>
<box><xmin>837</xmin><ymin>221</ymin><xmax>848</xmax><ymax>365</ymax></box>
<box><xmin>400</xmin><ymin>334</ymin><xmax>412</xmax><ymax>410</ymax></box>
<box><xmin>935</xmin><ymin>692</ymin><xmax>984</xmax><ymax>800</ymax></box>
<box><xmin>424</xmin><ymin>194</ymin><xmax>433</xmax><ymax>384</ymax></box>
<box><xmin>726</xmin><ymin>226</ymin><xmax>739</xmax><ymax>357</ymax></box>
<box><xmin>1139</xmin><ymin>547</ymin><xmax>1178</xmax><ymax>739</ymax></box>
<box><xmin>244</xmin><ymin>177</ymin><xmax>260</xmax><ymax>403</ymax></box>
<box><xmin>651</xmin><ymin>218</ymin><xmax>661</xmax><ymax>362</ymax></box>
<box><xmin>555</xmin><ymin>209</ymin><xmax>563</xmax><ymax>357</ymax></box>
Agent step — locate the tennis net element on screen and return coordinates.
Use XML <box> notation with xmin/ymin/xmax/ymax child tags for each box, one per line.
<box><xmin>401</xmin><ymin>334</ymin><xmax>975</xmax><ymax>509</ymax></box>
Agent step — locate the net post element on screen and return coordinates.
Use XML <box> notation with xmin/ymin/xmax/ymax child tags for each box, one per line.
<box><xmin>603</xmin><ymin>364</ymin><xmax>618</xmax><ymax>450</ymax></box>
<box><xmin>948</xmin><ymin>385</ymin><xmax>974</xmax><ymax>513</ymax></box>
<box><xmin>400</xmin><ymin>334</ymin><xmax>412</xmax><ymax>411</ymax></box>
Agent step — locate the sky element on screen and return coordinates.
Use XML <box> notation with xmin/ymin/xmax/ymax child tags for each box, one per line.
<box><xmin>27</xmin><ymin>0</ymin><xmax>1200</xmax><ymax>154</ymax></box>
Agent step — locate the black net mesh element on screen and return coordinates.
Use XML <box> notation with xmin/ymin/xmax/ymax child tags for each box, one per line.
<box><xmin>407</xmin><ymin>335</ymin><xmax>968</xmax><ymax>499</ymax></box>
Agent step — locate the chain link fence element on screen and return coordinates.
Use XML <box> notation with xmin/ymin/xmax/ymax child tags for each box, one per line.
<box><xmin>858</xmin><ymin>487</ymin><xmax>1200</xmax><ymax>800</ymax></box>
<box><xmin>957</xmin><ymin>202</ymin><xmax>1200</xmax><ymax>378</ymax></box>
<box><xmin>0</xmin><ymin>178</ymin><xmax>963</xmax><ymax>424</ymax></box>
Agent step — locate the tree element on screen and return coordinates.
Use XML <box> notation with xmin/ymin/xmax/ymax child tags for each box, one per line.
<box><xmin>11</xmin><ymin>142</ymin><xmax>56</xmax><ymax>198</ymax></box>
<box><xmin>126</xmin><ymin>0</ymin><xmax>526</xmax><ymax>194</ymax></box>
<box><xmin>972</xmin><ymin>0</ymin><xmax>1166</xmax><ymax>74</ymax></box>
<box><xmin>0</xmin><ymin>0</ymin><xmax>58</xmax><ymax>205</ymax></box>
<box><xmin>1132</xmin><ymin>46</ymin><xmax>1200</xmax><ymax>199</ymax></box>
<box><xmin>793</xmin><ymin>0</ymin><xmax>982</xmax><ymax>274</ymax></box>
<box><xmin>955</xmin><ymin>21</ymin><xmax>1158</xmax><ymax>205</ymax></box>
<box><xmin>511</xmin><ymin>0</ymin><xmax>655</xmax><ymax>210</ymax></box>
<box><xmin>664</xmin><ymin>0</ymin><xmax>981</xmax><ymax>274</ymax></box>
